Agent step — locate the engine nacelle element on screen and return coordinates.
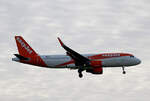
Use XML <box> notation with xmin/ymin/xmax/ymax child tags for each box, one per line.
<box><xmin>86</xmin><ymin>61</ymin><xmax>103</xmax><ymax>74</ymax></box>
<box><xmin>86</xmin><ymin>67</ymin><xmax>103</xmax><ymax>74</ymax></box>
<box><xmin>90</xmin><ymin>61</ymin><xmax>102</xmax><ymax>67</ymax></box>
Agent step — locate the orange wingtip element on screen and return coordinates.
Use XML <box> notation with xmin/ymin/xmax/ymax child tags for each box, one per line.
<box><xmin>57</xmin><ymin>37</ymin><xmax>64</xmax><ymax>46</ymax></box>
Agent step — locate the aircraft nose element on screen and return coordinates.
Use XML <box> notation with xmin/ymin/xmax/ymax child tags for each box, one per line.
<box><xmin>136</xmin><ymin>58</ymin><xmax>141</xmax><ymax>65</ymax></box>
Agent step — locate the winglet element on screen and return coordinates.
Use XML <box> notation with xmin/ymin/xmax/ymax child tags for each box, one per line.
<box><xmin>57</xmin><ymin>37</ymin><xmax>64</xmax><ymax>46</ymax></box>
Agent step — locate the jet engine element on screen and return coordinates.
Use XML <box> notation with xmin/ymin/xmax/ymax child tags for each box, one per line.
<box><xmin>86</xmin><ymin>61</ymin><xmax>103</xmax><ymax>74</ymax></box>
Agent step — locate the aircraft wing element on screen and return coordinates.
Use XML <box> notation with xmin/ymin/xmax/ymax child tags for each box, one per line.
<box><xmin>58</xmin><ymin>37</ymin><xmax>90</xmax><ymax>66</ymax></box>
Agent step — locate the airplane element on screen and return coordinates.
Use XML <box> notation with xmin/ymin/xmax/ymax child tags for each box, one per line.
<box><xmin>12</xmin><ymin>36</ymin><xmax>141</xmax><ymax>78</ymax></box>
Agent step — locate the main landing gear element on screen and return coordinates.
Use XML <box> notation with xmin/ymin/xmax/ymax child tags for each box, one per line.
<box><xmin>78</xmin><ymin>69</ymin><xmax>84</xmax><ymax>78</ymax></box>
<box><xmin>122</xmin><ymin>66</ymin><xmax>126</xmax><ymax>74</ymax></box>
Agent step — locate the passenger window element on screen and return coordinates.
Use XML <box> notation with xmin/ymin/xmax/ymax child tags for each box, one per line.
<box><xmin>130</xmin><ymin>56</ymin><xmax>134</xmax><ymax>58</ymax></box>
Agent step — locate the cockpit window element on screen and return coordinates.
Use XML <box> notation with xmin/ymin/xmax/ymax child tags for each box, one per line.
<box><xmin>130</xmin><ymin>56</ymin><xmax>134</xmax><ymax>58</ymax></box>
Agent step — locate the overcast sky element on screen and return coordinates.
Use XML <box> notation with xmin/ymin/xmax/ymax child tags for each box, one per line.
<box><xmin>0</xmin><ymin>0</ymin><xmax>150</xmax><ymax>101</ymax></box>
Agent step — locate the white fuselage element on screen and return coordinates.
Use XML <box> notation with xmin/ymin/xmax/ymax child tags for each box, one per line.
<box><xmin>38</xmin><ymin>54</ymin><xmax>141</xmax><ymax>68</ymax></box>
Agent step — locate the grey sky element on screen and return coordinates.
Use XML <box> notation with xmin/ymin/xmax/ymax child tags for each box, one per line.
<box><xmin>0</xmin><ymin>0</ymin><xmax>150</xmax><ymax>101</ymax></box>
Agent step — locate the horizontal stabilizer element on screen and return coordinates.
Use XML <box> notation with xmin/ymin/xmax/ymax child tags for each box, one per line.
<box><xmin>14</xmin><ymin>54</ymin><xmax>29</xmax><ymax>60</ymax></box>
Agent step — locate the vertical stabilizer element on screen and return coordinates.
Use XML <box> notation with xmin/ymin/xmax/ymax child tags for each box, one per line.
<box><xmin>15</xmin><ymin>36</ymin><xmax>37</xmax><ymax>57</ymax></box>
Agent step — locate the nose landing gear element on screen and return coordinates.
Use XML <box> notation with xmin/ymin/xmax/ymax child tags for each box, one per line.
<box><xmin>122</xmin><ymin>66</ymin><xmax>126</xmax><ymax>74</ymax></box>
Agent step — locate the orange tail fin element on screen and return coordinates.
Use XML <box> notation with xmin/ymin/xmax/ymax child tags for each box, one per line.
<box><xmin>15</xmin><ymin>36</ymin><xmax>38</xmax><ymax>57</ymax></box>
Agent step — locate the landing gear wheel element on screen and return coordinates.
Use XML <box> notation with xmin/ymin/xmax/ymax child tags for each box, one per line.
<box><xmin>122</xmin><ymin>66</ymin><xmax>126</xmax><ymax>74</ymax></box>
<box><xmin>79</xmin><ymin>73</ymin><xmax>83</xmax><ymax>78</ymax></box>
<box><xmin>123</xmin><ymin>71</ymin><xmax>126</xmax><ymax>74</ymax></box>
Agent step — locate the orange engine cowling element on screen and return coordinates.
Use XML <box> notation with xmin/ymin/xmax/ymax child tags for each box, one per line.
<box><xmin>86</xmin><ymin>67</ymin><xmax>103</xmax><ymax>74</ymax></box>
<box><xmin>86</xmin><ymin>61</ymin><xmax>103</xmax><ymax>74</ymax></box>
<box><xmin>90</xmin><ymin>61</ymin><xmax>102</xmax><ymax>67</ymax></box>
